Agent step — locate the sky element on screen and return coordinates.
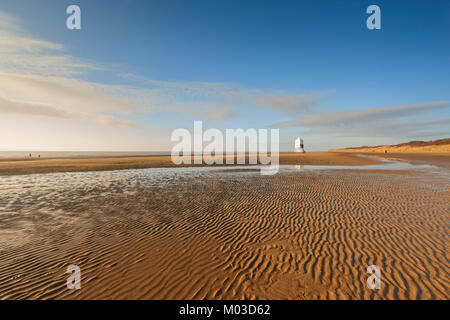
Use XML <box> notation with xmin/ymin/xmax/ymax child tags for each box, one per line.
<box><xmin>0</xmin><ymin>0</ymin><xmax>449</xmax><ymax>151</ymax></box>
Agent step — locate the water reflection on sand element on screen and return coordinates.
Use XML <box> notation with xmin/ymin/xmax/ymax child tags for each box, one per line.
<box><xmin>0</xmin><ymin>159</ymin><xmax>448</xmax><ymax>299</ymax></box>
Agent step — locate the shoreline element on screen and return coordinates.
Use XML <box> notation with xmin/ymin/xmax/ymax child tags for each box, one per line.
<box><xmin>0</xmin><ymin>152</ymin><xmax>448</xmax><ymax>176</ymax></box>
<box><xmin>357</xmin><ymin>152</ymin><xmax>450</xmax><ymax>169</ymax></box>
<box><xmin>0</xmin><ymin>152</ymin><xmax>382</xmax><ymax>176</ymax></box>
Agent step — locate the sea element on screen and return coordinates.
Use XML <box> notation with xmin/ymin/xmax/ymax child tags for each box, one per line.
<box><xmin>0</xmin><ymin>151</ymin><xmax>171</xmax><ymax>158</ymax></box>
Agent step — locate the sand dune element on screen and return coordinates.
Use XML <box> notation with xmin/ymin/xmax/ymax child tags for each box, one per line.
<box><xmin>0</xmin><ymin>164</ymin><xmax>448</xmax><ymax>299</ymax></box>
<box><xmin>330</xmin><ymin>138</ymin><xmax>450</xmax><ymax>153</ymax></box>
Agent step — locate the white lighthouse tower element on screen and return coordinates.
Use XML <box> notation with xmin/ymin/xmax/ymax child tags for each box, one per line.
<box><xmin>295</xmin><ymin>137</ymin><xmax>305</xmax><ymax>153</ymax></box>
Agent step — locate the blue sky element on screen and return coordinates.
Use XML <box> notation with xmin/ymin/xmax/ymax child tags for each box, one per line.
<box><xmin>0</xmin><ymin>0</ymin><xmax>449</xmax><ymax>151</ymax></box>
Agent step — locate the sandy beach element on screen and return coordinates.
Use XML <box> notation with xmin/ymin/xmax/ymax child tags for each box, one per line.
<box><xmin>0</xmin><ymin>152</ymin><xmax>448</xmax><ymax>299</ymax></box>
<box><xmin>0</xmin><ymin>152</ymin><xmax>378</xmax><ymax>176</ymax></box>
<box><xmin>1</xmin><ymin>0</ymin><xmax>449</xmax><ymax>305</ymax></box>
<box><xmin>330</xmin><ymin>138</ymin><xmax>450</xmax><ymax>154</ymax></box>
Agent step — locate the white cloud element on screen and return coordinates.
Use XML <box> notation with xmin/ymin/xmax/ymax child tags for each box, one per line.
<box><xmin>229</xmin><ymin>90</ymin><xmax>331</xmax><ymax>114</ymax></box>
<box><xmin>274</xmin><ymin>101</ymin><xmax>449</xmax><ymax>128</ymax></box>
<box><xmin>95</xmin><ymin>115</ymin><xmax>139</xmax><ymax>128</ymax></box>
<box><xmin>0</xmin><ymin>72</ymin><xmax>138</xmax><ymax>114</ymax></box>
<box><xmin>0</xmin><ymin>9</ymin><xmax>329</xmax><ymax>129</ymax></box>
<box><xmin>121</xmin><ymin>74</ymin><xmax>329</xmax><ymax>118</ymax></box>
<box><xmin>0</xmin><ymin>10</ymin><xmax>141</xmax><ymax>129</ymax></box>
<box><xmin>0</xmin><ymin>11</ymin><xmax>21</xmax><ymax>33</ymax></box>
<box><xmin>273</xmin><ymin>102</ymin><xmax>450</xmax><ymax>143</ymax></box>
<box><xmin>0</xmin><ymin>13</ymin><xmax>98</xmax><ymax>76</ymax></box>
<box><xmin>0</xmin><ymin>94</ymin><xmax>72</xmax><ymax>119</ymax></box>
<box><xmin>324</xmin><ymin>117</ymin><xmax>450</xmax><ymax>139</ymax></box>
<box><xmin>4</xmin><ymin>9</ymin><xmax>446</xmax><ymax>151</ymax></box>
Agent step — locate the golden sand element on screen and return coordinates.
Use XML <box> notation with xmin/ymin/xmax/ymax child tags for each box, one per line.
<box><xmin>330</xmin><ymin>138</ymin><xmax>450</xmax><ymax>153</ymax></box>
<box><xmin>0</xmin><ymin>154</ymin><xmax>448</xmax><ymax>300</ymax></box>
<box><xmin>0</xmin><ymin>152</ymin><xmax>377</xmax><ymax>176</ymax></box>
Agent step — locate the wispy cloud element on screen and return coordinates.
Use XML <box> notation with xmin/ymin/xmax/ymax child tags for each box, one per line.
<box><xmin>0</xmin><ymin>9</ymin><xmax>327</xmax><ymax>127</ymax></box>
<box><xmin>121</xmin><ymin>74</ymin><xmax>329</xmax><ymax>119</ymax></box>
<box><xmin>0</xmin><ymin>72</ymin><xmax>138</xmax><ymax>113</ymax></box>
<box><xmin>273</xmin><ymin>102</ymin><xmax>450</xmax><ymax>141</ymax></box>
<box><xmin>95</xmin><ymin>115</ymin><xmax>139</xmax><ymax>128</ymax></box>
<box><xmin>359</xmin><ymin>117</ymin><xmax>450</xmax><ymax>138</ymax></box>
<box><xmin>230</xmin><ymin>90</ymin><xmax>331</xmax><ymax>115</ymax></box>
<box><xmin>0</xmin><ymin>10</ymin><xmax>140</xmax><ymax>129</ymax></box>
<box><xmin>0</xmin><ymin>94</ymin><xmax>72</xmax><ymax>118</ymax></box>
<box><xmin>0</xmin><ymin>12</ymin><xmax>98</xmax><ymax>76</ymax></box>
<box><xmin>2</xmin><ymin>9</ymin><xmax>445</xmax><ymax>151</ymax></box>
<box><xmin>0</xmin><ymin>10</ymin><xmax>22</xmax><ymax>33</ymax></box>
<box><xmin>273</xmin><ymin>101</ymin><xmax>449</xmax><ymax>127</ymax></box>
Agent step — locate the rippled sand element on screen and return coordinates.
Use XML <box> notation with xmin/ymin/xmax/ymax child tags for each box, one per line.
<box><xmin>0</xmin><ymin>165</ymin><xmax>448</xmax><ymax>299</ymax></box>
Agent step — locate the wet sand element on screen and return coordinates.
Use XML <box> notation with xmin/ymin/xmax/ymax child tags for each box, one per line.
<box><xmin>0</xmin><ymin>152</ymin><xmax>378</xmax><ymax>176</ymax></box>
<box><xmin>0</xmin><ymin>159</ymin><xmax>448</xmax><ymax>300</ymax></box>
<box><xmin>359</xmin><ymin>152</ymin><xmax>450</xmax><ymax>169</ymax></box>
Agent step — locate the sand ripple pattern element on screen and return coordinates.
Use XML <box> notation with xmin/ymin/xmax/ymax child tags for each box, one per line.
<box><xmin>0</xmin><ymin>167</ymin><xmax>449</xmax><ymax>299</ymax></box>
